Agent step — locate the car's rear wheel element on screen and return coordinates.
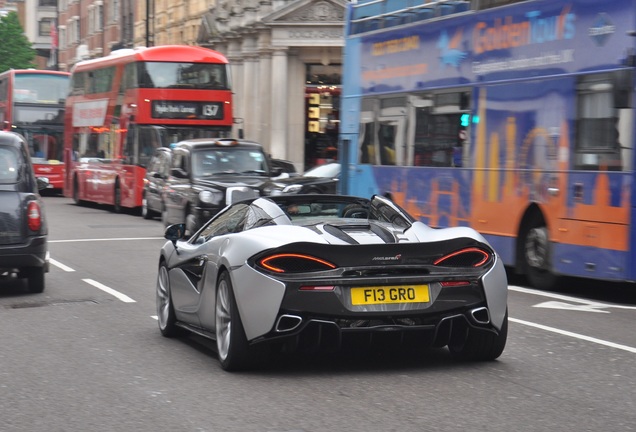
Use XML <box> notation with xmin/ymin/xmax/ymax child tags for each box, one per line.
<box><xmin>141</xmin><ymin>194</ymin><xmax>152</xmax><ymax>219</ymax></box>
<box><xmin>185</xmin><ymin>212</ymin><xmax>198</xmax><ymax>236</ymax></box>
<box><xmin>73</xmin><ymin>177</ymin><xmax>82</xmax><ymax>205</ymax></box>
<box><xmin>156</xmin><ymin>261</ymin><xmax>181</xmax><ymax>337</ymax></box>
<box><xmin>448</xmin><ymin>311</ymin><xmax>508</xmax><ymax>361</ymax></box>
<box><xmin>113</xmin><ymin>182</ymin><xmax>122</xmax><ymax>213</ymax></box>
<box><xmin>25</xmin><ymin>267</ymin><xmax>45</xmax><ymax>294</ymax></box>
<box><xmin>161</xmin><ymin>205</ymin><xmax>169</xmax><ymax>227</ymax></box>
<box><xmin>215</xmin><ymin>271</ymin><xmax>258</xmax><ymax>371</ymax></box>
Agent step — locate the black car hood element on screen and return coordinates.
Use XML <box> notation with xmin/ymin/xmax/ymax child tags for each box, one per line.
<box><xmin>194</xmin><ymin>176</ymin><xmax>270</xmax><ymax>189</ymax></box>
<box><xmin>274</xmin><ymin>176</ymin><xmax>332</xmax><ymax>186</ymax></box>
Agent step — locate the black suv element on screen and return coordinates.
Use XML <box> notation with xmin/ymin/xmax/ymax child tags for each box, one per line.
<box><xmin>162</xmin><ymin>138</ymin><xmax>280</xmax><ymax>234</ymax></box>
<box><xmin>0</xmin><ymin>131</ymin><xmax>49</xmax><ymax>293</ymax></box>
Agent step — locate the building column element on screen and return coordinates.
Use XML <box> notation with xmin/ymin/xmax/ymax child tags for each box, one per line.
<box><xmin>270</xmin><ymin>48</ymin><xmax>288</xmax><ymax>159</ymax></box>
<box><xmin>226</xmin><ymin>38</ymin><xmax>244</xmax><ymax>138</ymax></box>
<box><xmin>258</xmin><ymin>48</ymin><xmax>272</xmax><ymax>151</ymax></box>
<box><xmin>242</xmin><ymin>36</ymin><xmax>259</xmax><ymax>141</ymax></box>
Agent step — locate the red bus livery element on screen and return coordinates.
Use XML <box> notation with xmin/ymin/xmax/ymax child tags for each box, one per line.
<box><xmin>63</xmin><ymin>45</ymin><xmax>233</xmax><ymax>211</ymax></box>
<box><xmin>0</xmin><ymin>69</ymin><xmax>70</xmax><ymax>190</ymax></box>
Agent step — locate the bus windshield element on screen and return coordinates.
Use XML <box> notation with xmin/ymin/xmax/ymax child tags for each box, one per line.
<box><xmin>14</xmin><ymin>74</ymin><xmax>69</xmax><ymax>104</ymax></box>
<box><xmin>138</xmin><ymin>62</ymin><xmax>229</xmax><ymax>90</ymax></box>
<box><xmin>15</xmin><ymin>127</ymin><xmax>65</xmax><ymax>161</ymax></box>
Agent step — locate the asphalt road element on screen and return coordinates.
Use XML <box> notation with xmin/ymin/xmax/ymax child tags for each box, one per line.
<box><xmin>1</xmin><ymin>195</ymin><xmax>635</xmax><ymax>432</ymax></box>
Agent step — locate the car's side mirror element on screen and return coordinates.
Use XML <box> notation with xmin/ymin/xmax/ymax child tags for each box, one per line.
<box><xmin>36</xmin><ymin>177</ymin><xmax>50</xmax><ymax>191</ymax></box>
<box><xmin>170</xmin><ymin>168</ymin><xmax>188</xmax><ymax>179</ymax></box>
<box><xmin>165</xmin><ymin>223</ymin><xmax>186</xmax><ymax>244</ymax></box>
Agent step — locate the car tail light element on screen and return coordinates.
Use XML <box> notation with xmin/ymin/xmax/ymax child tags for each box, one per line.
<box><xmin>27</xmin><ymin>201</ymin><xmax>42</xmax><ymax>232</ymax></box>
<box><xmin>258</xmin><ymin>253</ymin><xmax>336</xmax><ymax>273</ymax></box>
<box><xmin>299</xmin><ymin>285</ymin><xmax>335</xmax><ymax>291</ymax></box>
<box><xmin>440</xmin><ymin>281</ymin><xmax>471</xmax><ymax>287</ymax></box>
<box><xmin>433</xmin><ymin>247</ymin><xmax>490</xmax><ymax>267</ymax></box>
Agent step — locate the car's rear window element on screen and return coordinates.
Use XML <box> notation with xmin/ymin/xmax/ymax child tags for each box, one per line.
<box><xmin>0</xmin><ymin>146</ymin><xmax>21</xmax><ymax>184</ymax></box>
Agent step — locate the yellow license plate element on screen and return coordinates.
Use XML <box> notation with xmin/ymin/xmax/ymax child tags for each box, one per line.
<box><xmin>350</xmin><ymin>285</ymin><xmax>430</xmax><ymax>306</ymax></box>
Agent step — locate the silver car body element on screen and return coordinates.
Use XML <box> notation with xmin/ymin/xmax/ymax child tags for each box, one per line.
<box><xmin>158</xmin><ymin>194</ymin><xmax>508</xmax><ymax>370</ymax></box>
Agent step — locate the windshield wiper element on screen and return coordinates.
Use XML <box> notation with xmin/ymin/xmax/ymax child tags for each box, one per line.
<box><xmin>239</xmin><ymin>170</ymin><xmax>266</xmax><ymax>176</ymax></box>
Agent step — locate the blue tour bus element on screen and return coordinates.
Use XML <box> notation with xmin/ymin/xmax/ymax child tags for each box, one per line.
<box><xmin>339</xmin><ymin>0</ymin><xmax>636</xmax><ymax>289</ymax></box>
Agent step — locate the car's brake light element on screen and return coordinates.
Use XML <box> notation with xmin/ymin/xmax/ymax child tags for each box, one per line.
<box><xmin>433</xmin><ymin>247</ymin><xmax>490</xmax><ymax>267</ymax></box>
<box><xmin>440</xmin><ymin>281</ymin><xmax>471</xmax><ymax>287</ymax></box>
<box><xmin>299</xmin><ymin>285</ymin><xmax>335</xmax><ymax>291</ymax></box>
<box><xmin>258</xmin><ymin>253</ymin><xmax>336</xmax><ymax>273</ymax></box>
<box><xmin>27</xmin><ymin>201</ymin><xmax>42</xmax><ymax>232</ymax></box>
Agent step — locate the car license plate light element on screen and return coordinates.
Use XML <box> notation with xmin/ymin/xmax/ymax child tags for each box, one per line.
<box><xmin>350</xmin><ymin>285</ymin><xmax>429</xmax><ymax>306</ymax></box>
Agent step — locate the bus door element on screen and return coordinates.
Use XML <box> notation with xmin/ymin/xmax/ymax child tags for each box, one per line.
<box><xmin>377</xmin><ymin>104</ymin><xmax>406</xmax><ymax>166</ymax></box>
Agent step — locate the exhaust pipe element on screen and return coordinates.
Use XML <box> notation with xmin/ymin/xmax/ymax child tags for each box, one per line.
<box><xmin>469</xmin><ymin>307</ymin><xmax>490</xmax><ymax>325</ymax></box>
<box><xmin>275</xmin><ymin>314</ymin><xmax>303</xmax><ymax>332</ymax></box>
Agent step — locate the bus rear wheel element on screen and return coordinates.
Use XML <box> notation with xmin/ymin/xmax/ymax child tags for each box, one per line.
<box><xmin>522</xmin><ymin>223</ymin><xmax>557</xmax><ymax>290</ymax></box>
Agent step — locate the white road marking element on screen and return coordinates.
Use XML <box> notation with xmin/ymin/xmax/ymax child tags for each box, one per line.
<box><xmin>510</xmin><ymin>317</ymin><xmax>636</xmax><ymax>354</ymax></box>
<box><xmin>50</xmin><ymin>237</ymin><xmax>163</xmax><ymax>243</ymax></box>
<box><xmin>49</xmin><ymin>258</ymin><xmax>75</xmax><ymax>272</ymax></box>
<box><xmin>533</xmin><ymin>301</ymin><xmax>609</xmax><ymax>313</ymax></box>
<box><xmin>83</xmin><ymin>278</ymin><xmax>136</xmax><ymax>303</ymax></box>
<box><xmin>151</xmin><ymin>316</ymin><xmax>158</xmax><ymax>320</ymax></box>
<box><xmin>509</xmin><ymin>285</ymin><xmax>636</xmax><ymax>310</ymax></box>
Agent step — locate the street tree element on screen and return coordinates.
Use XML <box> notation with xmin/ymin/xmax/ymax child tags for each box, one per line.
<box><xmin>0</xmin><ymin>12</ymin><xmax>36</xmax><ymax>73</ymax></box>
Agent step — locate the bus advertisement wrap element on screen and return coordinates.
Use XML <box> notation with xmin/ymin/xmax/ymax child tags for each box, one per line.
<box><xmin>340</xmin><ymin>0</ymin><xmax>636</xmax><ymax>289</ymax></box>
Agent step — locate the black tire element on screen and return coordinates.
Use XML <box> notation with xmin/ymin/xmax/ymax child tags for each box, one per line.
<box><xmin>156</xmin><ymin>261</ymin><xmax>181</xmax><ymax>337</ymax></box>
<box><xmin>113</xmin><ymin>182</ymin><xmax>122</xmax><ymax>213</ymax></box>
<box><xmin>26</xmin><ymin>267</ymin><xmax>45</xmax><ymax>294</ymax></box>
<box><xmin>73</xmin><ymin>177</ymin><xmax>82</xmax><ymax>205</ymax></box>
<box><xmin>448</xmin><ymin>311</ymin><xmax>508</xmax><ymax>361</ymax></box>
<box><xmin>161</xmin><ymin>205</ymin><xmax>169</xmax><ymax>228</ymax></box>
<box><xmin>215</xmin><ymin>272</ymin><xmax>265</xmax><ymax>371</ymax></box>
<box><xmin>185</xmin><ymin>212</ymin><xmax>199</xmax><ymax>237</ymax></box>
<box><xmin>522</xmin><ymin>223</ymin><xmax>558</xmax><ymax>290</ymax></box>
<box><xmin>141</xmin><ymin>193</ymin><xmax>153</xmax><ymax>219</ymax></box>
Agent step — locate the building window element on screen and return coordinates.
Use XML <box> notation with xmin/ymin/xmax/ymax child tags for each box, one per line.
<box><xmin>58</xmin><ymin>26</ymin><xmax>66</xmax><ymax>50</ymax></box>
<box><xmin>110</xmin><ymin>0</ymin><xmax>119</xmax><ymax>23</ymax></box>
<box><xmin>39</xmin><ymin>0</ymin><xmax>57</xmax><ymax>6</ymax></box>
<box><xmin>96</xmin><ymin>3</ymin><xmax>104</xmax><ymax>31</ymax></box>
<box><xmin>38</xmin><ymin>18</ymin><xmax>55</xmax><ymax>37</ymax></box>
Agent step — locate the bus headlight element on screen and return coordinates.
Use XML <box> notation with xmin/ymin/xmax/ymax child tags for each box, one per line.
<box><xmin>199</xmin><ymin>190</ymin><xmax>223</xmax><ymax>204</ymax></box>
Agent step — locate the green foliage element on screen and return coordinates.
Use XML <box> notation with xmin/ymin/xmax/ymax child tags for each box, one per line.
<box><xmin>0</xmin><ymin>12</ymin><xmax>36</xmax><ymax>73</ymax></box>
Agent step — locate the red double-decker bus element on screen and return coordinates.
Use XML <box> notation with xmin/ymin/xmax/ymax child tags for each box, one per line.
<box><xmin>63</xmin><ymin>45</ymin><xmax>233</xmax><ymax>211</ymax></box>
<box><xmin>0</xmin><ymin>69</ymin><xmax>70</xmax><ymax>191</ymax></box>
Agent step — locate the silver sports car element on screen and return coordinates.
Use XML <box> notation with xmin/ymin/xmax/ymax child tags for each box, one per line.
<box><xmin>156</xmin><ymin>194</ymin><xmax>508</xmax><ymax>371</ymax></box>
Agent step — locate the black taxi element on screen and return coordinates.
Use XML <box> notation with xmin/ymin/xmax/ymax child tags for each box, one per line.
<box><xmin>0</xmin><ymin>131</ymin><xmax>49</xmax><ymax>293</ymax></box>
<box><xmin>161</xmin><ymin>138</ymin><xmax>280</xmax><ymax>235</ymax></box>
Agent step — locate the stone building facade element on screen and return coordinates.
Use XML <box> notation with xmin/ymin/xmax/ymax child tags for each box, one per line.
<box><xmin>56</xmin><ymin>0</ymin><xmax>347</xmax><ymax>171</ymax></box>
<box><xmin>197</xmin><ymin>0</ymin><xmax>346</xmax><ymax>170</ymax></box>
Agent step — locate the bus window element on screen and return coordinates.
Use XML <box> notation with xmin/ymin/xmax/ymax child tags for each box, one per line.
<box><xmin>412</xmin><ymin>91</ymin><xmax>469</xmax><ymax>167</ymax></box>
<box><xmin>138</xmin><ymin>126</ymin><xmax>163</xmax><ymax>168</ymax></box>
<box><xmin>575</xmin><ymin>73</ymin><xmax>625</xmax><ymax>171</ymax></box>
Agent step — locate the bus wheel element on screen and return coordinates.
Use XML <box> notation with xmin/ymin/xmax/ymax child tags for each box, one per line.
<box><xmin>522</xmin><ymin>223</ymin><xmax>557</xmax><ymax>290</ymax></box>
<box><xmin>113</xmin><ymin>182</ymin><xmax>122</xmax><ymax>213</ymax></box>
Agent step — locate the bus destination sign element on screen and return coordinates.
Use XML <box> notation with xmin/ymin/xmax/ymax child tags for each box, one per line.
<box><xmin>151</xmin><ymin>101</ymin><xmax>224</xmax><ymax>120</ymax></box>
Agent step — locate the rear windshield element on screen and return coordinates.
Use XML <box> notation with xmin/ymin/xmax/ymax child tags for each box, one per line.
<box><xmin>0</xmin><ymin>146</ymin><xmax>21</xmax><ymax>183</ymax></box>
